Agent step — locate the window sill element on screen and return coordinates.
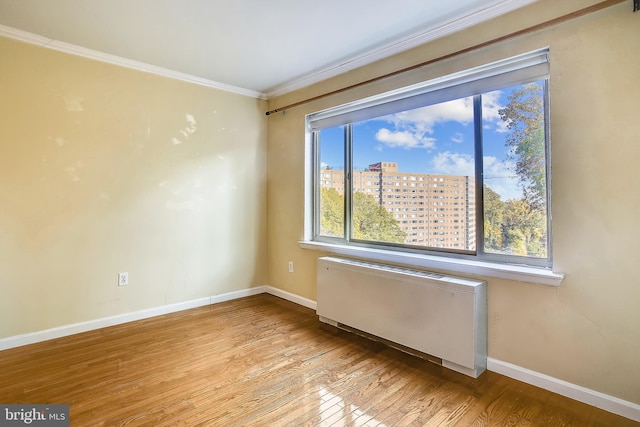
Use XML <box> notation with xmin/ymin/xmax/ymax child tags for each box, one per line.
<box><xmin>299</xmin><ymin>240</ymin><xmax>564</xmax><ymax>286</ymax></box>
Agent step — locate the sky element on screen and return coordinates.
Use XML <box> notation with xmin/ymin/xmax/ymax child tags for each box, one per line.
<box><xmin>319</xmin><ymin>82</ymin><xmax>544</xmax><ymax>201</ymax></box>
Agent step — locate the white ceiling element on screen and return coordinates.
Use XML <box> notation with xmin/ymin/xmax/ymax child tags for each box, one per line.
<box><xmin>0</xmin><ymin>0</ymin><xmax>536</xmax><ymax>98</ymax></box>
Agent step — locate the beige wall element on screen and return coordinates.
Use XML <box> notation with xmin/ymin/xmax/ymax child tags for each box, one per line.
<box><xmin>0</xmin><ymin>37</ymin><xmax>267</xmax><ymax>337</ymax></box>
<box><xmin>266</xmin><ymin>0</ymin><xmax>640</xmax><ymax>404</ymax></box>
<box><xmin>2</xmin><ymin>0</ymin><xmax>638</xmax><ymax>408</ymax></box>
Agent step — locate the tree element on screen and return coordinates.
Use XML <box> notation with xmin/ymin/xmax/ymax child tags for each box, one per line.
<box><xmin>501</xmin><ymin>199</ymin><xmax>546</xmax><ymax>257</ymax></box>
<box><xmin>483</xmin><ymin>185</ymin><xmax>547</xmax><ymax>257</ymax></box>
<box><xmin>319</xmin><ymin>187</ymin><xmax>406</xmax><ymax>243</ymax></box>
<box><xmin>483</xmin><ymin>185</ymin><xmax>504</xmax><ymax>252</ymax></box>
<box><xmin>319</xmin><ymin>187</ymin><xmax>344</xmax><ymax>238</ymax></box>
<box><xmin>498</xmin><ymin>82</ymin><xmax>547</xmax><ymax>210</ymax></box>
<box><xmin>352</xmin><ymin>191</ymin><xmax>406</xmax><ymax>243</ymax></box>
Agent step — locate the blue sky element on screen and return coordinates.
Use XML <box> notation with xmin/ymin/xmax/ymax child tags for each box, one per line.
<box><xmin>319</xmin><ymin>84</ymin><xmax>539</xmax><ymax>201</ymax></box>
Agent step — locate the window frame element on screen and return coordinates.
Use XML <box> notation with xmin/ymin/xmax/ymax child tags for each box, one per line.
<box><xmin>303</xmin><ymin>49</ymin><xmax>560</xmax><ymax>280</ymax></box>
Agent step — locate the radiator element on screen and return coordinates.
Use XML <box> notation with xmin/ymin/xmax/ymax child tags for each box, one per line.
<box><xmin>316</xmin><ymin>257</ymin><xmax>487</xmax><ymax>378</ymax></box>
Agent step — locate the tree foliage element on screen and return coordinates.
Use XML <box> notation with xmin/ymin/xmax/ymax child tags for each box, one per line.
<box><xmin>319</xmin><ymin>187</ymin><xmax>406</xmax><ymax>243</ymax></box>
<box><xmin>352</xmin><ymin>191</ymin><xmax>406</xmax><ymax>243</ymax></box>
<box><xmin>483</xmin><ymin>185</ymin><xmax>504</xmax><ymax>251</ymax></box>
<box><xmin>502</xmin><ymin>199</ymin><xmax>546</xmax><ymax>257</ymax></box>
<box><xmin>319</xmin><ymin>187</ymin><xmax>344</xmax><ymax>238</ymax></box>
<box><xmin>483</xmin><ymin>185</ymin><xmax>547</xmax><ymax>257</ymax></box>
<box><xmin>484</xmin><ymin>82</ymin><xmax>548</xmax><ymax>258</ymax></box>
<box><xmin>498</xmin><ymin>82</ymin><xmax>547</xmax><ymax>210</ymax></box>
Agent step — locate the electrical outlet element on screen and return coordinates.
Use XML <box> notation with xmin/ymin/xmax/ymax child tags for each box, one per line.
<box><xmin>118</xmin><ymin>272</ymin><xmax>129</xmax><ymax>286</ymax></box>
<box><xmin>288</xmin><ymin>261</ymin><xmax>294</xmax><ymax>273</ymax></box>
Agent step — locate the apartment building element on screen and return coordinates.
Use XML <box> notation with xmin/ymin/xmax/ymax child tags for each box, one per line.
<box><xmin>2</xmin><ymin>0</ymin><xmax>639</xmax><ymax>422</ymax></box>
<box><xmin>320</xmin><ymin>161</ymin><xmax>475</xmax><ymax>250</ymax></box>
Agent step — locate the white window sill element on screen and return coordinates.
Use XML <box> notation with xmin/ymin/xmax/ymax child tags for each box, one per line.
<box><xmin>299</xmin><ymin>240</ymin><xmax>564</xmax><ymax>286</ymax></box>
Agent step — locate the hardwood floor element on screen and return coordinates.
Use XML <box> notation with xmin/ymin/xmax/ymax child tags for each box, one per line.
<box><xmin>0</xmin><ymin>294</ymin><xmax>636</xmax><ymax>426</ymax></box>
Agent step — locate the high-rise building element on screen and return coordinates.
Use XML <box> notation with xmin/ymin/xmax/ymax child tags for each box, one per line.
<box><xmin>319</xmin><ymin>162</ymin><xmax>476</xmax><ymax>250</ymax></box>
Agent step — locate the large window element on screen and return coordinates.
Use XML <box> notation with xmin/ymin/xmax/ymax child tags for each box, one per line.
<box><xmin>307</xmin><ymin>49</ymin><xmax>552</xmax><ymax>268</ymax></box>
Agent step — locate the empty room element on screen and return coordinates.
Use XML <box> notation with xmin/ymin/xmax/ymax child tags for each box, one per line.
<box><xmin>0</xmin><ymin>0</ymin><xmax>639</xmax><ymax>425</ymax></box>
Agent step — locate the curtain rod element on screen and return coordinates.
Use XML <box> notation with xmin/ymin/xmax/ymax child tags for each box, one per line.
<box><xmin>265</xmin><ymin>0</ymin><xmax>626</xmax><ymax>116</ymax></box>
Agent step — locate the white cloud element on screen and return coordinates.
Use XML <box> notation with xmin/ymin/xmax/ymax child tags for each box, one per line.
<box><xmin>496</xmin><ymin>120</ymin><xmax>510</xmax><ymax>133</ymax></box>
<box><xmin>375</xmin><ymin>128</ymin><xmax>435</xmax><ymax>149</ymax></box>
<box><xmin>481</xmin><ymin>91</ymin><xmax>501</xmax><ymax>120</ymax></box>
<box><xmin>375</xmin><ymin>94</ymin><xmax>511</xmax><ymax>150</ymax></box>
<box><xmin>482</xmin><ymin>156</ymin><xmax>522</xmax><ymax>200</ymax></box>
<box><xmin>451</xmin><ymin>132</ymin><xmax>464</xmax><ymax>144</ymax></box>
<box><xmin>431</xmin><ymin>152</ymin><xmax>475</xmax><ymax>176</ymax></box>
<box><xmin>482</xmin><ymin>90</ymin><xmax>509</xmax><ymax>133</ymax></box>
<box><xmin>429</xmin><ymin>152</ymin><xmax>522</xmax><ymax>201</ymax></box>
<box><xmin>374</xmin><ymin>97</ymin><xmax>474</xmax><ymax>150</ymax></box>
<box><xmin>373</xmin><ymin>91</ymin><xmax>514</xmax><ymax>155</ymax></box>
<box><xmin>385</xmin><ymin>97</ymin><xmax>474</xmax><ymax>134</ymax></box>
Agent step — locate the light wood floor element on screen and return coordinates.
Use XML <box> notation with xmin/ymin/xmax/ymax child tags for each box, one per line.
<box><xmin>0</xmin><ymin>294</ymin><xmax>636</xmax><ymax>426</ymax></box>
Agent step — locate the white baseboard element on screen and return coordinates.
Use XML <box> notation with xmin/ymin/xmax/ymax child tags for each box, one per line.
<box><xmin>262</xmin><ymin>285</ymin><xmax>317</xmax><ymax>310</ymax></box>
<box><xmin>4</xmin><ymin>287</ymin><xmax>636</xmax><ymax>423</ymax></box>
<box><xmin>211</xmin><ymin>286</ymin><xmax>266</xmax><ymax>304</ymax></box>
<box><xmin>0</xmin><ymin>287</ymin><xmax>266</xmax><ymax>351</ymax></box>
<box><xmin>263</xmin><ymin>290</ymin><xmax>640</xmax><ymax>422</ymax></box>
<box><xmin>488</xmin><ymin>358</ymin><xmax>640</xmax><ymax>422</ymax></box>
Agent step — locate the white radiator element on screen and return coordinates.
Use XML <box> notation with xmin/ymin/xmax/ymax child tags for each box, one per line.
<box><xmin>316</xmin><ymin>257</ymin><xmax>487</xmax><ymax>378</ymax></box>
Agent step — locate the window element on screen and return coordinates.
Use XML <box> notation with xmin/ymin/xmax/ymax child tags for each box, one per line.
<box><xmin>308</xmin><ymin>49</ymin><xmax>552</xmax><ymax>268</ymax></box>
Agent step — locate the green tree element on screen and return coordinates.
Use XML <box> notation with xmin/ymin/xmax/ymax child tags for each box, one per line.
<box><xmin>501</xmin><ymin>199</ymin><xmax>546</xmax><ymax>257</ymax></box>
<box><xmin>483</xmin><ymin>185</ymin><xmax>547</xmax><ymax>258</ymax></box>
<box><xmin>319</xmin><ymin>187</ymin><xmax>344</xmax><ymax>238</ymax></box>
<box><xmin>498</xmin><ymin>82</ymin><xmax>547</xmax><ymax>210</ymax></box>
<box><xmin>319</xmin><ymin>187</ymin><xmax>406</xmax><ymax>243</ymax></box>
<box><xmin>352</xmin><ymin>191</ymin><xmax>406</xmax><ymax>243</ymax></box>
<box><xmin>483</xmin><ymin>185</ymin><xmax>504</xmax><ymax>252</ymax></box>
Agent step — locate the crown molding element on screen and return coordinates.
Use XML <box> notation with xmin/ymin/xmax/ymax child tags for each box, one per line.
<box><xmin>0</xmin><ymin>0</ymin><xmax>537</xmax><ymax>100</ymax></box>
<box><xmin>265</xmin><ymin>0</ymin><xmax>538</xmax><ymax>98</ymax></box>
<box><xmin>0</xmin><ymin>24</ymin><xmax>267</xmax><ymax>100</ymax></box>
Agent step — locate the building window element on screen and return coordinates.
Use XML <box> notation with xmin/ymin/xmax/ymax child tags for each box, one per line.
<box><xmin>308</xmin><ymin>49</ymin><xmax>552</xmax><ymax>268</ymax></box>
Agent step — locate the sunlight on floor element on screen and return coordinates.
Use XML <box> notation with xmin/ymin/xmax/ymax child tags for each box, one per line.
<box><xmin>318</xmin><ymin>387</ymin><xmax>387</xmax><ymax>426</ymax></box>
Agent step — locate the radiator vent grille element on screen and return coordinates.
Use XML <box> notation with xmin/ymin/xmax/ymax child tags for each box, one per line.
<box><xmin>336</xmin><ymin>258</ymin><xmax>445</xmax><ymax>280</ymax></box>
<box><xmin>317</xmin><ymin>256</ymin><xmax>487</xmax><ymax>378</ymax></box>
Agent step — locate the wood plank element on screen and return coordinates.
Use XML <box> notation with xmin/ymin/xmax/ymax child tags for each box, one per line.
<box><xmin>0</xmin><ymin>294</ymin><xmax>636</xmax><ymax>426</ymax></box>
